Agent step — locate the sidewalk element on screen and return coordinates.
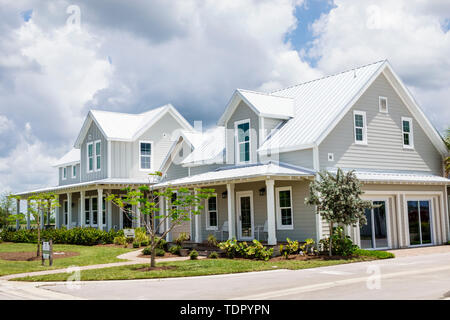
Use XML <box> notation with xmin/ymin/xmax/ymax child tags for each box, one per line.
<box><xmin>387</xmin><ymin>244</ymin><xmax>450</xmax><ymax>258</ymax></box>
<box><xmin>0</xmin><ymin>249</ymin><xmax>195</xmax><ymax>281</ymax></box>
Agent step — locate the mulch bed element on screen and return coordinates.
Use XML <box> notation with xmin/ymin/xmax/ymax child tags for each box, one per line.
<box><xmin>0</xmin><ymin>251</ymin><xmax>80</xmax><ymax>262</ymax></box>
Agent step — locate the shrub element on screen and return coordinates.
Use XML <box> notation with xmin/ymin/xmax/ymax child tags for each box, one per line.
<box><xmin>154</xmin><ymin>237</ymin><xmax>168</xmax><ymax>251</ymax></box>
<box><xmin>126</xmin><ymin>236</ymin><xmax>135</xmax><ymax>244</ymax></box>
<box><xmin>113</xmin><ymin>236</ymin><xmax>127</xmax><ymax>246</ymax></box>
<box><xmin>208</xmin><ymin>251</ymin><xmax>219</xmax><ymax>259</ymax></box>
<box><xmin>169</xmin><ymin>244</ymin><xmax>182</xmax><ymax>255</ymax></box>
<box><xmin>144</xmin><ymin>247</ymin><xmax>165</xmax><ymax>256</ymax></box>
<box><xmin>207</xmin><ymin>234</ymin><xmax>218</xmax><ymax>247</ymax></box>
<box><xmin>244</xmin><ymin>240</ymin><xmax>273</xmax><ymax>261</ymax></box>
<box><xmin>279</xmin><ymin>238</ymin><xmax>299</xmax><ymax>259</ymax></box>
<box><xmin>155</xmin><ymin>248</ymin><xmax>165</xmax><ymax>256</ymax></box>
<box><xmin>218</xmin><ymin>238</ymin><xmax>273</xmax><ymax>261</ymax></box>
<box><xmin>133</xmin><ymin>241</ymin><xmax>140</xmax><ymax>248</ymax></box>
<box><xmin>218</xmin><ymin>238</ymin><xmax>239</xmax><ymax>258</ymax></box>
<box><xmin>175</xmin><ymin>232</ymin><xmax>189</xmax><ymax>246</ymax></box>
<box><xmin>134</xmin><ymin>228</ymin><xmax>149</xmax><ymax>244</ymax></box>
<box><xmin>300</xmin><ymin>238</ymin><xmax>316</xmax><ymax>255</ymax></box>
<box><xmin>355</xmin><ymin>249</ymin><xmax>395</xmax><ymax>259</ymax></box>
<box><xmin>140</xmin><ymin>239</ymin><xmax>149</xmax><ymax>247</ymax></box>
<box><xmin>320</xmin><ymin>226</ymin><xmax>358</xmax><ymax>256</ymax></box>
<box><xmin>189</xmin><ymin>249</ymin><xmax>199</xmax><ymax>260</ymax></box>
<box><xmin>142</xmin><ymin>247</ymin><xmax>151</xmax><ymax>255</ymax></box>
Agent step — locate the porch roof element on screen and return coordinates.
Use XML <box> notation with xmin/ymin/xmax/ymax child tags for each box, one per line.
<box><xmin>155</xmin><ymin>161</ymin><xmax>315</xmax><ymax>188</ymax></box>
<box><xmin>13</xmin><ymin>177</ymin><xmax>156</xmax><ymax>198</ymax></box>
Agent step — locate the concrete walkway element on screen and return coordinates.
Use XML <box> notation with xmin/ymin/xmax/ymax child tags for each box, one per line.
<box><xmin>387</xmin><ymin>244</ymin><xmax>450</xmax><ymax>257</ymax></box>
<box><xmin>0</xmin><ymin>248</ymin><xmax>194</xmax><ymax>281</ymax></box>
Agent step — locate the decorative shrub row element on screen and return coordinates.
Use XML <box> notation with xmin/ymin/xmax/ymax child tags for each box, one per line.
<box><xmin>218</xmin><ymin>239</ymin><xmax>273</xmax><ymax>261</ymax></box>
<box><xmin>0</xmin><ymin>227</ymin><xmax>123</xmax><ymax>246</ymax></box>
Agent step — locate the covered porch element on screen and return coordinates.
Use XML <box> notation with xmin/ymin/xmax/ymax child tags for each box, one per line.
<box><xmin>155</xmin><ymin>162</ymin><xmax>317</xmax><ymax>245</ymax></box>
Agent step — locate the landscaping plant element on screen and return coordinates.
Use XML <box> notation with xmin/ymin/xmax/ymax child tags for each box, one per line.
<box><xmin>175</xmin><ymin>232</ymin><xmax>190</xmax><ymax>246</ymax></box>
<box><xmin>279</xmin><ymin>238</ymin><xmax>299</xmax><ymax>259</ymax></box>
<box><xmin>319</xmin><ymin>226</ymin><xmax>358</xmax><ymax>256</ymax></box>
<box><xmin>305</xmin><ymin>168</ymin><xmax>375</xmax><ymax>256</ymax></box>
<box><xmin>169</xmin><ymin>244</ymin><xmax>182</xmax><ymax>255</ymax></box>
<box><xmin>208</xmin><ymin>251</ymin><xmax>218</xmax><ymax>259</ymax></box>
<box><xmin>207</xmin><ymin>234</ymin><xmax>218</xmax><ymax>247</ymax></box>
<box><xmin>189</xmin><ymin>249</ymin><xmax>199</xmax><ymax>260</ymax></box>
<box><xmin>300</xmin><ymin>238</ymin><xmax>316</xmax><ymax>255</ymax></box>
<box><xmin>106</xmin><ymin>178</ymin><xmax>214</xmax><ymax>268</ymax></box>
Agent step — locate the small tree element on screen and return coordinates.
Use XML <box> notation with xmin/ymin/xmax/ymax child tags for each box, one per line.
<box><xmin>107</xmin><ymin>177</ymin><xmax>214</xmax><ymax>268</ymax></box>
<box><xmin>0</xmin><ymin>192</ymin><xmax>17</xmax><ymax>227</ymax></box>
<box><xmin>305</xmin><ymin>168</ymin><xmax>374</xmax><ymax>256</ymax></box>
<box><xmin>10</xmin><ymin>193</ymin><xmax>59</xmax><ymax>257</ymax></box>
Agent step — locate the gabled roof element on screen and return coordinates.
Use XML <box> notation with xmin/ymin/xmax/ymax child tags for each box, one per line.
<box><xmin>155</xmin><ymin>161</ymin><xmax>315</xmax><ymax>188</ymax></box>
<box><xmin>181</xmin><ymin>126</ymin><xmax>226</xmax><ymax>166</ymax></box>
<box><xmin>52</xmin><ymin>148</ymin><xmax>80</xmax><ymax>167</ymax></box>
<box><xmin>258</xmin><ymin>60</ymin><xmax>448</xmax><ymax>156</ymax></box>
<box><xmin>74</xmin><ymin>104</ymin><xmax>193</xmax><ymax>147</ymax></box>
<box><xmin>217</xmin><ymin>89</ymin><xmax>294</xmax><ymax>125</ymax></box>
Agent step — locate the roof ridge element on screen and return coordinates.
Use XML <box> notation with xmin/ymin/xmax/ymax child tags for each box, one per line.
<box><xmin>237</xmin><ymin>88</ymin><xmax>293</xmax><ymax>99</ymax></box>
<box><xmin>270</xmin><ymin>59</ymin><xmax>387</xmax><ymax>94</ymax></box>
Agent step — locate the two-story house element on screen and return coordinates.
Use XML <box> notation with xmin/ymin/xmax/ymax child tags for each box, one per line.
<box><xmin>156</xmin><ymin>60</ymin><xmax>450</xmax><ymax>249</ymax></box>
<box><xmin>14</xmin><ymin>60</ymin><xmax>449</xmax><ymax>249</ymax></box>
<box><xmin>15</xmin><ymin>104</ymin><xmax>195</xmax><ymax>233</ymax></box>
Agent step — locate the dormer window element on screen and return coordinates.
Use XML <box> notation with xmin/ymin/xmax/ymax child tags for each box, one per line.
<box><xmin>379</xmin><ymin>96</ymin><xmax>388</xmax><ymax>113</ymax></box>
<box><xmin>139</xmin><ymin>141</ymin><xmax>153</xmax><ymax>170</ymax></box>
<box><xmin>62</xmin><ymin>167</ymin><xmax>67</xmax><ymax>180</ymax></box>
<box><xmin>95</xmin><ymin>140</ymin><xmax>101</xmax><ymax>171</ymax></box>
<box><xmin>235</xmin><ymin>119</ymin><xmax>251</xmax><ymax>164</ymax></box>
<box><xmin>87</xmin><ymin>142</ymin><xmax>94</xmax><ymax>172</ymax></box>
<box><xmin>72</xmin><ymin>165</ymin><xmax>76</xmax><ymax>178</ymax></box>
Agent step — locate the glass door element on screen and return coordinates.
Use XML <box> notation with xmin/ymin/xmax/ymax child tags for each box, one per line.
<box><xmin>122</xmin><ymin>203</ymin><xmax>133</xmax><ymax>229</ymax></box>
<box><xmin>407</xmin><ymin>200</ymin><xmax>432</xmax><ymax>246</ymax></box>
<box><xmin>360</xmin><ymin>200</ymin><xmax>388</xmax><ymax>249</ymax></box>
<box><xmin>237</xmin><ymin>192</ymin><xmax>254</xmax><ymax>240</ymax></box>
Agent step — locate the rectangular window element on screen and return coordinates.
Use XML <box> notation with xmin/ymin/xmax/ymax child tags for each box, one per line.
<box><xmin>92</xmin><ymin>197</ymin><xmax>98</xmax><ymax>225</ymax></box>
<box><xmin>102</xmin><ymin>197</ymin><xmax>106</xmax><ymax>225</ymax></box>
<box><xmin>140</xmin><ymin>141</ymin><xmax>152</xmax><ymax>170</ymax></box>
<box><xmin>62</xmin><ymin>167</ymin><xmax>67</xmax><ymax>180</ymax></box>
<box><xmin>72</xmin><ymin>165</ymin><xmax>76</xmax><ymax>179</ymax></box>
<box><xmin>353</xmin><ymin>111</ymin><xmax>367</xmax><ymax>144</ymax></box>
<box><xmin>85</xmin><ymin>198</ymin><xmax>90</xmax><ymax>226</ymax></box>
<box><xmin>401</xmin><ymin>117</ymin><xmax>414</xmax><ymax>148</ymax></box>
<box><xmin>235</xmin><ymin>119</ymin><xmax>250</xmax><ymax>164</ymax></box>
<box><xmin>87</xmin><ymin>142</ymin><xmax>94</xmax><ymax>172</ymax></box>
<box><xmin>206</xmin><ymin>196</ymin><xmax>218</xmax><ymax>230</ymax></box>
<box><xmin>379</xmin><ymin>96</ymin><xmax>388</xmax><ymax>113</ymax></box>
<box><xmin>276</xmin><ymin>186</ymin><xmax>293</xmax><ymax>229</ymax></box>
<box><xmin>95</xmin><ymin>140</ymin><xmax>101</xmax><ymax>171</ymax></box>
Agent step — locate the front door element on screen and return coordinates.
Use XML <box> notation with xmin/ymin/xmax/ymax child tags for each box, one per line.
<box><xmin>236</xmin><ymin>191</ymin><xmax>254</xmax><ymax>241</ymax></box>
<box><xmin>407</xmin><ymin>200</ymin><xmax>432</xmax><ymax>246</ymax></box>
<box><xmin>360</xmin><ymin>200</ymin><xmax>389</xmax><ymax>249</ymax></box>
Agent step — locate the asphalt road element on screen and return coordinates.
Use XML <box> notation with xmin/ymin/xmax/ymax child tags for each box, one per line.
<box><xmin>1</xmin><ymin>247</ymin><xmax>450</xmax><ymax>300</ymax></box>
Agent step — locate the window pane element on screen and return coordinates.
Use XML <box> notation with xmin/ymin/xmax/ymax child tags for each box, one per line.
<box><xmin>96</xmin><ymin>155</ymin><xmax>101</xmax><ymax>169</ymax></box>
<box><xmin>281</xmin><ymin>208</ymin><xmax>292</xmax><ymax>225</ymax></box>
<box><xmin>373</xmin><ymin>201</ymin><xmax>388</xmax><ymax>248</ymax></box>
<box><xmin>360</xmin><ymin>208</ymin><xmax>373</xmax><ymax>249</ymax></box>
<box><xmin>355</xmin><ymin>114</ymin><xmax>363</xmax><ymax>127</ymax></box>
<box><xmin>73</xmin><ymin>166</ymin><xmax>76</xmax><ymax>176</ymax></box>
<box><xmin>403</xmin><ymin>133</ymin><xmax>410</xmax><ymax>145</ymax></box>
<box><xmin>141</xmin><ymin>143</ymin><xmax>151</xmax><ymax>156</ymax></box>
<box><xmin>380</xmin><ymin>98</ymin><xmax>387</xmax><ymax>111</ymax></box>
<box><xmin>407</xmin><ymin>201</ymin><xmax>420</xmax><ymax>245</ymax></box>
<box><xmin>89</xmin><ymin>158</ymin><xmax>93</xmax><ymax>171</ymax></box>
<box><xmin>88</xmin><ymin>144</ymin><xmax>93</xmax><ymax>156</ymax></box>
<box><xmin>279</xmin><ymin>190</ymin><xmax>291</xmax><ymax>208</ymax></box>
<box><xmin>355</xmin><ymin>128</ymin><xmax>363</xmax><ymax>141</ymax></box>
<box><xmin>402</xmin><ymin>120</ymin><xmax>410</xmax><ymax>133</ymax></box>
<box><xmin>209</xmin><ymin>211</ymin><xmax>217</xmax><ymax>227</ymax></box>
<box><xmin>419</xmin><ymin>201</ymin><xmax>431</xmax><ymax>244</ymax></box>
<box><xmin>141</xmin><ymin>156</ymin><xmax>151</xmax><ymax>169</ymax></box>
<box><xmin>92</xmin><ymin>198</ymin><xmax>98</xmax><ymax>211</ymax></box>
<box><xmin>96</xmin><ymin>142</ymin><xmax>101</xmax><ymax>154</ymax></box>
<box><xmin>208</xmin><ymin>197</ymin><xmax>217</xmax><ymax>211</ymax></box>
<box><xmin>237</xmin><ymin>122</ymin><xmax>249</xmax><ymax>143</ymax></box>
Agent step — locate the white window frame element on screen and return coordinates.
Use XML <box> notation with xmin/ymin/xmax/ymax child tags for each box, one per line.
<box><xmin>275</xmin><ymin>186</ymin><xmax>294</xmax><ymax>230</ymax></box>
<box><xmin>234</xmin><ymin>119</ymin><xmax>252</xmax><ymax>165</ymax></box>
<box><xmin>71</xmin><ymin>165</ymin><xmax>76</xmax><ymax>179</ymax></box>
<box><xmin>62</xmin><ymin>167</ymin><xmax>67</xmax><ymax>180</ymax></box>
<box><xmin>87</xmin><ymin>142</ymin><xmax>94</xmax><ymax>173</ymax></box>
<box><xmin>139</xmin><ymin>140</ymin><xmax>154</xmax><ymax>171</ymax></box>
<box><xmin>379</xmin><ymin>96</ymin><xmax>388</xmax><ymax>113</ymax></box>
<box><xmin>401</xmin><ymin>117</ymin><xmax>414</xmax><ymax>149</ymax></box>
<box><xmin>94</xmin><ymin>140</ymin><xmax>101</xmax><ymax>172</ymax></box>
<box><xmin>353</xmin><ymin>110</ymin><xmax>367</xmax><ymax>145</ymax></box>
<box><xmin>63</xmin><ymin>200</ymin><xmax>68</xmax><ymax>225</ymax></box>
<box><xmin>205</xmin><ymin>194</ymin><xmax>218</xmax><ymax>231</ymax></box>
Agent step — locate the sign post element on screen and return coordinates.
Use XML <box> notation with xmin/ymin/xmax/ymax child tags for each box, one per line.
<box><xmin>42</xmin><ymin>239</ymin><xmax>53</xmax><ymax>266</ymax></box>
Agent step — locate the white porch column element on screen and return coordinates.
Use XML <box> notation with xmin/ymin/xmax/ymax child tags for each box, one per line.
<box><xmin>67</xmin><ymin>193</ymin><xmax>72</xmax><ymax>229</ymax></box>
<box><xmin>80</xmin><ymin>191</ymin><xmax>85</xmax><ymax>228</ymax></box>
<box><xmin>159</xmin><ymin>195</ymin><xmax>165</xmax><ymax>234</ymax></box>
<box><xmin>26</xmin><ymin>199</ymin><xmax>31</xmax><ymax>230</ymax></box>
<box><xmin>194</xmin><ymin>189</ymin><xmax>200</xmax><ymax>243</ymax></box>
<box><xmin>165</xmin><ymin>196</ymin><xmax>171</xmax><ymax>242</ymax></box>
<box><xmin>265</xmin><ymin>179</ymin><xmax>277</xmax><ymax>245</ymax></box>
<box><xmin>227</xmin><ymin>183</ymin><xmax>236</xmax><ymax>239</ymax></box>
<box><xmin>107</xmin><ymin>190</ymin><xmax>112</xmax><ymax>231</ymax></box>
<box><xmin>97</xmin><ymin>189</ymin><xmax>103</xmax><ymax>231</ymax></box>
<box><xmin>16</xmin><ymin>199</ymin><xmax>20</xmax><ymax>230</ymax></box>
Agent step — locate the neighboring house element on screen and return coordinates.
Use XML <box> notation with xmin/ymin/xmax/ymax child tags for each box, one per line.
<box><xmin>156</xmin><ymin>60</ymin><xmax>450</xmax><ymax>249</ymax></box>
<box><xmin>14</xmin><ymin>60</ymin><xmax>449</xmax><ymax>250</ymax></box>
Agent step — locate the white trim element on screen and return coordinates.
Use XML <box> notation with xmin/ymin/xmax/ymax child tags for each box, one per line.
<box><xmin>401</xmin><ymin>117</ymin><xmax>414</xmax><ymax>149</ymax></box>
<box><xmin>205</xmin><ymin>194</ymin><xmax>218</xmax><ymax>231</ymax></box>
<box><xmin>379</xmin><ymin>96</ymin><xmax>388</xmax><ymax>113</ymax></box>
<box><xmin>234</xmin><ymin>118</ymin><xmax>252</xmax><ymax>165</ymax></box>
<box><xmin>353</xmin><ymin>110</ymin><xmax>367</xmax><ymax>145</ymax></box>
<box><xmin>71</xmin><ymin>165</ymin><xmax>77</xmax><ymax>179</ymax></box>
<box><xmin>139</xmin><ymin>140</ymin><xmax>154</xmax><ymax>171</ymax></box>
<box><xmin>62</xmin><ymin>167</ymin><xmax>67</xmax><ymax>180</ymax></box>
<box><xmin>94</xmin><ymin>140</ymin><xmax>101</xmax><ymax>172</ymax></box>
<box><xmin>275</xmin><ymin>186</ymin><xmax>294</xmax><ymax>230</ymax></box>
<box><xmin>86</xmin><ymin>142</ymin><xmax>94</xmax><ymax>173</ymax></box>
<box><xmin>236</xmin><ymin>190</ymin><xmax>254</xmax><ymax>241</ymax></box>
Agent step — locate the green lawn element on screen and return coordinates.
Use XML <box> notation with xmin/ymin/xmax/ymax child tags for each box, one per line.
<box><xmin>0</xmin><ymin>242</ymin><xmax>133</xmax><ymax>276</ymax></box>
<box><xmin>15</xmin><ymin>254</ymin><xmax>384</xmax><ymax>282</ymax></box>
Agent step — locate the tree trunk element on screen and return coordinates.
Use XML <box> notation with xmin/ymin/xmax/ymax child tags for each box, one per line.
<box><xmin>150</xmin><ymin>235</ymin><xmax>156</xmax><ymax>268</ymax></box>
<box><xmin>329</xmin><ymin>221</ymin><xmax>333</xmax><ymax>257</ymax></box>
<box><xmin>37</xmin><ymin>217</ymin><xmax>41</xmax><ymax>257</ymax></box>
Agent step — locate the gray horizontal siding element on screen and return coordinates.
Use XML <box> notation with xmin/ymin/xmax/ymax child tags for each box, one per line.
<box><xmin>319</xmin><ymin>73</ymin><xmax>442</xmax><ymax>174</ymax></box>
<box><xmin>80</xmin><ymin>120</ymin><xmax>108</xmax><ymax>182</ymax></box>
<box><xmin>59</xmin><ymin>164</ymin><xmax>81</xmax><ymax>186</ymax></box>
<box><xmin>278</xmin><ymin>149</ymin><xmax>314</xmax><ymax>169</ymax></box>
